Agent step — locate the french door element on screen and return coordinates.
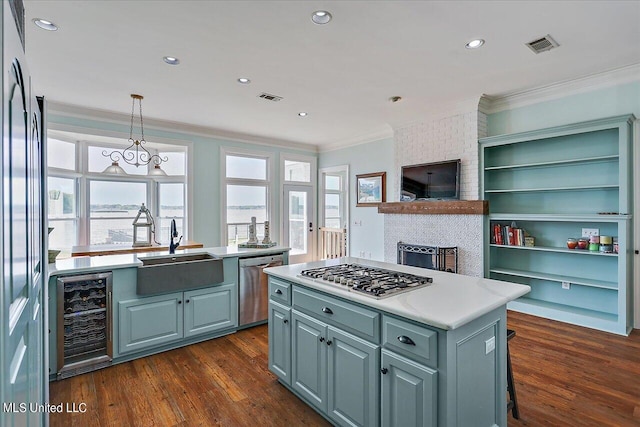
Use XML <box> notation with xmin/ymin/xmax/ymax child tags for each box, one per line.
<box><xmin>284</xmin><ymin>185</ymin><xmax>314</xmax><ymax>263</ymax></box>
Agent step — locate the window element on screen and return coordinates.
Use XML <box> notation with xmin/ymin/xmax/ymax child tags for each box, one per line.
<box><xmin>47</xmin><ymin>176</ymin><xmax>77</xmax><ymax>256</ymax></box>
<box><xmin>89</xmin><ymin>180</ymin><xmax>148</xmax><ymax>245</ymax></box>
<box><xmin>223</xmin><ymin>151</ymin><xmax>272</xmax><ymax>245</ymax></box>
<box><xmin>284</xmin><ymin>160</ymin><xmax>311</xmax><ymax>182</ymax></box>
<box><xmin>46</xmin><ymin>135</ymin><xmax>189</xmax><ymax>256</ymax></box>
<box><xmin>320</xmin><ymin>166</ymin><xmax>348</xmax><ymax>230</ymax></box>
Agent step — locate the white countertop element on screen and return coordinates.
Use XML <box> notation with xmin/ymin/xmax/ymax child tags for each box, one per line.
<box><xmin>49</xmin><ymin>245</ymin><xmax>290</xmax><ymax>276</ymax></box>
<box><xmin>264</xmin><ymin>257</ymin><xmax>531</xmax><ymax>331</ymax></box>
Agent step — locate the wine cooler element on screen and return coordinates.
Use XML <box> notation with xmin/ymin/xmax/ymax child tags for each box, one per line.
<box><xmin>57</xmin><ymin>271</ymin><xmax>113</xmax><ymax>378</ymax></box>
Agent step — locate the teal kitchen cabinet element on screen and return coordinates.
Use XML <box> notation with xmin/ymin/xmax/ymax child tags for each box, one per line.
<box><xmin>119</xmin><ymin>283</ymin><xmax>237</xmax><ymax>354</ymax></box>
<box><xmin>291</xmin><ymin>309</ymin><xmax>380</xmax><ymax>427</ymax></box>
<box><xmin>327</xmin><ymin>325</ymin><xmax>379</xmax><ymax>427</ymax></box>
<box><xmin>480</xmin><ymin>114</ymin><xmax>634</xmax><ymax>335</ymax></box>
<box><xmin>268</xmin><ymin>300</ymin><xmax>291</xmax><ymax>385</ymax></box>
<box><xmin>381</xmin><ymin>349</ymin><xmax>437</xmax><ymax>427</ymax></box>
<box><xmin>184</xmin><ymin>284</ymin><xmax>236</xmax><ymax>337</ymax></box>
<box><xmin>291</xmin><ymin>310</ymin><xmax>327</xmax><ymax>411</ymax></box>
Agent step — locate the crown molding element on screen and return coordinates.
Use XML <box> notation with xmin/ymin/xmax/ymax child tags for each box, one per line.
<box><xmin>484</xmin><ymin>63</ymin><xmax>640</xmax><ymax>114</ymax></box>
<box><xmin>318</xmin><ymin>127</ymin><xmax>394</xmax><ymax>153</ymax></box>
<box><xmin>47</xmin><ymin>101</ymin><xmax>318</xmax><ymax>154</ymax></box>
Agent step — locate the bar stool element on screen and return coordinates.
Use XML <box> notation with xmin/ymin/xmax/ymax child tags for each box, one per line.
<box><xmin>506</xmin><ymin>329</ymin><xmax>520</xmax><ymax>419</ymax></box>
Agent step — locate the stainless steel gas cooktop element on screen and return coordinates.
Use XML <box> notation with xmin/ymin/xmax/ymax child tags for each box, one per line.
<box><xmin>299</xmin><ymin>263</ymin><xmax>433</xmax><ymax>299</ymax></box>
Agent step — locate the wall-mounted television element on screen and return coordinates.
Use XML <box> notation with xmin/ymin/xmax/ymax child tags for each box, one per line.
<box><xmin>401</xmin><ymin>159</ymin><xmax>460</xmax><ymax>201</ymax></box>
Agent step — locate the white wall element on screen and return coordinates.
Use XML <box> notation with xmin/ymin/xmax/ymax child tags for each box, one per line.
<box><xmin>383</xmin><ymin>109</ymin><xmax>487</xmax><ymax>277</ymax></box>
<box><xmin>318</xmin><ymin>137</ymin><xmax>395</xmax><ymax>261</ymax></box>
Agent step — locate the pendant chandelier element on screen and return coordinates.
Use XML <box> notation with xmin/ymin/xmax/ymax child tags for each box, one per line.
<box><xmin>102</xmin><ymin>94</ymin><xmax>168</xmax><ymax>176</ymax></box>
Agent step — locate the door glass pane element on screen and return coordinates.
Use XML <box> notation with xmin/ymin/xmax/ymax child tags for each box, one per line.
<box><xmin>47</xmin><ymin>177</ymin><xmax>76</xmax><ymax>218</ymax></box>
<box><xmin>288</xmin><ymin>191</ymin><xmax>307</xmax><ymax>255</ymax></box>
<box><xmin>89</xmin><ymin>181</ymin><xmax>147</xmax><ymax>244</ymax></box>
<box><xmin>324</xmin><ymin>194</ymin><xmax>341</xmax><ymax>228</ymax></box>
<box><xmin>226</xmin><ymin>155</ymin><xmax>267</xmax><ymax>180</ymax></box>
<box><xmin>47</xmin><ymin>138</ymin><xmax>76</xmax><ymax>170</ymax></box>
<box><xmin>226</xmin><ymin>185</ymin><xmax>267</xmax><ymax>245</ymax></box>
<box><xmin>158</xmin><ymin>183</ymin><xmax>185</xmax><ymax>244</ymax></box>
<box><xmin>284</xmin><ymin>160</ymin><xmax>311</xmax><ymax>182</ymax></box>
<box><xmin>325</xmin><ymin>175</ymin><xmax>341</xmax><ymax>191</ymax></box>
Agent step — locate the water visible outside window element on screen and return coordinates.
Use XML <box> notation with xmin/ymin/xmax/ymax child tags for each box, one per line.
<box><xmin>89</xmin><ymin>181</ymin><xmax>147</xmax><ymax>245</ymax></box>
<box><xmin>226</xmin><ymin>185</ymin><xmax>267</xmax><ymax>245</ymax></box>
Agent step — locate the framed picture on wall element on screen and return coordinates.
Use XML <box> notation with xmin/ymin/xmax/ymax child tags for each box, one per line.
<box><xmin>356</xmin><ymin>172</ymin><xmax>386</xmax><ymax>206</ymax></box>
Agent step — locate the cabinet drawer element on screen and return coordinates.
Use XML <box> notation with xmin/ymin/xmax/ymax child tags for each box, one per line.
<box><xmin>382</xmin><ymin>315</ymin><xmax>437</xmax><ymax>368</ymax></box>
<box><xmin>293</xmin><ymin>286</ymin><xmax>380</xmax><ymax>343</ymax></box>
<box><xmin>269</xmin><ymin>277</ymin><xmax>291</xmax><ymax>305</ymax></box>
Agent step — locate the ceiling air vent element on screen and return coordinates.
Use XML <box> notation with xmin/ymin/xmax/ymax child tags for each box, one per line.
<box><xmin>526</xmin><ymin>34</ymin><xmax>559</xmax><ymax>54</ymax></box>
<box><xmin>258</xmin><ymin>93</ymin><xmax>283</xmax><ymax>102</ymax></box>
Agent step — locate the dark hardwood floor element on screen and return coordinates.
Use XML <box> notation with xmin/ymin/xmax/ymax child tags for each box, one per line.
<box><xmin>49</xmin><ymin>311</ymin><xmax>640</xmax><ymax>427</ymax></box>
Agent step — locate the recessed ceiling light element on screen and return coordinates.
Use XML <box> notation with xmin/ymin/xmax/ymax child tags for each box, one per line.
<box><xmin>465</xmin><ymin>39</ymin><xmax>485</xmax><ymax>49</ymax></box>
<box><xmin>32</xmin><ymin>18</ymin><xmax>58</xmax><ymax>31</ymax></box>
<box><xmin>298</xmin><ymin>112</ymin><xmax>308</xmax><ymax>117</ymax></box>
<box><xmin>163</xmin><ymin>56</ymin><xmax>180</xmax><ymax>65</ymax></box>
<box><xmin>237</xmin><ymin>78</ymin><xmax>251</xmax><ymax>84</ymax></box>
<box><xmin>311</xmin><ymin>10</ymin><xmax>332</xmax><ymax>25</ymax></box>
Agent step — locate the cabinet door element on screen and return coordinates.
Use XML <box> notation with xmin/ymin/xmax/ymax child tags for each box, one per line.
<box><xmin>291</xmin><ymin>310</ymin><xmax>327</xmax><ymax>412</ymax></box>
<box><xmin>268</xmin><ymin>301</ymin><xmax>291</xmax><ymax>385</ymax></box>
<box><xmin>184</xmin><ymin>284</ymin><xmax>237</xmax><ymax>338</ymax></box>
<box><xmin>119</xmin><ymin>292</ymin><xmax>183</xmax><ymax>354</ymax></box>
<box><xmin>327</xmin><ymin>326</ymin><xmax>380</xmax><ymax>427</ymax></box>
<box><xmin>381</xmin><ymin>349</ymin><xmax>437</xmax><ymax>427</ymax></box>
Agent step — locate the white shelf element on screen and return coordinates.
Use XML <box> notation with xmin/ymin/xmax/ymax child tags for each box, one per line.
<box><xmin>489</xmin><ymin>268</ymin><xmax>617</xmax><ymax>290</ymax></box>
<box><xmin>485</xmin><ymin>154</ymin><xmax>619</xmax><ymax>171</ymax></box>
<box><xmin>489</xmin><ymin>213</ymin><xmax>631</xmax><ymax>222</ymax></box>
<box><xmin>485</xmin><ymin>184</ymin><xmax>619</xmax><ymax>193</ymax></box>
<box><xmin>490</xmin><ymin>244</ymin><xmax>618</xmax><ymax>257</ymax></box>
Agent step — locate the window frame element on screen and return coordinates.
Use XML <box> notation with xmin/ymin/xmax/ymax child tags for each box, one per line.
<box><xmin>220</xmin><ymin>147</ymin><xmax>275</xmax><ymax>245</ymax></box>
<box><xmin>46</xmin><ymin>129</ymin><xmax>191</xmax><ymax>253</ymax></box>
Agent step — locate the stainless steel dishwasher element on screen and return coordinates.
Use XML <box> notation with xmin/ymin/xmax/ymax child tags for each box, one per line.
<box><xmin>239</xmin><ymin>254</ymin><xmax>284</xmax><ymax>327</ymax></box>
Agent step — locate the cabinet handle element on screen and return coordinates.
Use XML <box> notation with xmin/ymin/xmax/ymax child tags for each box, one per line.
<box><xmin>185</xmin><ymin>299</ymin><xmax>190</xmax><ymax>304</ymax></box>
<box><xmin>397</xmin><ymin>335</ymin><xmax>416</xmax><ymax>346</ymax></box>
<box><xmin>319</xmin><ymin>337</ymin><xmax>325</xmax><ymax>342</ymax></box>
<box><xmin>326</xmin><ymin>340</ymin><xmax>332</xmax><ymax>346</ymax></box>
<box><xmin>283</xmin><ymin>319</ymin><xmax>289</xmax><ymax>324</ymax></box>
<box><xmin>178</xmin><ymin>300</ymin><xmax>182</xmax><ymax>305</ymax></box>
<box><xmin>322</xmin><ymin>307</ymin><xmax>333</xmax><ymax>314</ymax></box>
<box><xmin>381</xmin><ymin>368</ymin><xmax>388</xmax><ymax>375</ymax></box>
<box><xmin>275</xmin><ymin>289</ymin><xmax>283</xmax><ymax>295</ymax></box>
<box><xmin>107</xmin><ymin>291</ymin><xmax>113</xmax><ymax>341</ymax></box>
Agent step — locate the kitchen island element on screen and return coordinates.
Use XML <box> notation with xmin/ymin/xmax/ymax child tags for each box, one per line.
<box><xmin>265</xmin><ymin>258</ymin><xmax>530</xmax><ymax>427</ymax></box>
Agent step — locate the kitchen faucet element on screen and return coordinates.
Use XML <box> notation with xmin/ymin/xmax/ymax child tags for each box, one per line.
<box><xmin>169</xmin><ymin>219</ymin><xmax>182</xmax><ymax>254</ymax></box>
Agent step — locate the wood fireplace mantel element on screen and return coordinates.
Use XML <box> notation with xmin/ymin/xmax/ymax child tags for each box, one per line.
<box><xmin>377</xmin><ymin>200</ymin><xmax>488</xmax><ymax>215</ymax></box>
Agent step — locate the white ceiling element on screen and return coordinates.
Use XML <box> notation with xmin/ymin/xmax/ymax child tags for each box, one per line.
<box><xmin>24</xmin><ymin>1</ymin><xmax>640</xmax><ymax>149</ymax></box>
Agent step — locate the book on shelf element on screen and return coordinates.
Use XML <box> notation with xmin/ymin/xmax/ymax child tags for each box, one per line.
<box><xmin>491</xmin><ymin>223</ymin><xmax>530</xmax><ymax>247</ymax></box>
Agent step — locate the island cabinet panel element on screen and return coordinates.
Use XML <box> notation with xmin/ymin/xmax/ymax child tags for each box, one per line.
<box><xmin>327</xmin><ymin>327</ymin><xmax>380</xmax><ymax>427</ymax></box>
<box><xmin>291</xmin><ymin>311</ymin><xmax>328</xmax><ymax>412</ymax></box>
<box><xmin>268</xmin><ymin>301</ymin><xmax>291</xmax><ymax>385</ymax></box>
<box><xmin>184</xmin><ymin>284</ymin><xmax>236</xmax><ymax>338</ymax></box>
<box><xmin>380</xmin><ymin>349</ymin><xmax>437</xmax><ymax>427</ymax></box>
<box><xmin>480</xmin><ymin>114</ymin><xmax>634</xmax><ymax>335</ymax></box>
<box><xmin>119</xmin><ymin>292</ymin><xmax>183</xmax><ymax>354</ymax></box>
